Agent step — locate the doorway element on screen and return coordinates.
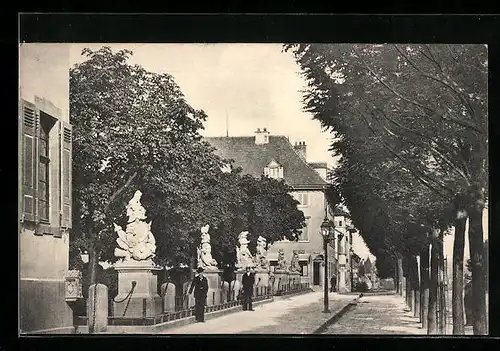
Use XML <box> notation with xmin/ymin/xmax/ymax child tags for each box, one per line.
<box><xmin>313</xmin><ymin>262</ymin><xmax>320</xmax><ymax>285</ymax></box>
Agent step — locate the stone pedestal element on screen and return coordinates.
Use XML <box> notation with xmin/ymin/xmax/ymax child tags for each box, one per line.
<box><xmin>113</xmin><ymin>260</ymin><xmax>163</xmax><ymax>318</ymax></box>
<box><xmin>203</xmin><ymin>270</ymin><xmax>222</xmax><ymax>306</ymax></box>
<box><xmin>254</xmin><ymin>270</ymin><xmax>270</xmax><ymax>295</ymax></box>
<box><xmin>274</xmin><ymin>270</ymin><xmax>289</xmax><ymax>292</ymax></box>
<box><xmin>235</xmin><ymin>269</ymin><xmax>245</xmax><ymax>285</ymax></box>
<box><xmin>289</xmin><ymin>272</ymin><xmax>301</xmax><ymax>289</ymax></box>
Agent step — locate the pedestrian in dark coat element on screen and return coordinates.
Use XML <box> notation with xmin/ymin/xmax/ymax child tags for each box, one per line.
<box><xmin>330</xmin><ymin>275</ymin><xmax>337</xmax><ymax>293</ymax></box>
<box><xmin>189</xmin><ymin>267</ymin><xmax>209</xmax><ymax>322</ymax></box>
<box><xmin>242</xmin><ymin>266</ymin><xmax>255</xmax><ymax>311</ymax></box>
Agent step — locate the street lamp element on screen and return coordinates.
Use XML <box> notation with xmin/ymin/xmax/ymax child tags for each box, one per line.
<box><xmin>321</xmin><ymin>217</ymin><xmax>332</xmax><ymax>313</ymax></box>
<box><xmin>80</xmin><ymin>250</ymin><xmax>89</xmax><ymax>264</ymax></box>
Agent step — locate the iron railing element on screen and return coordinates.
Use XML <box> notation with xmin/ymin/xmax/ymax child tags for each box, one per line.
<box><xmin>275</xmin><ymin>281</ymin><xmax>311</xmax><ymax>296</ymax></box>
<box><xmin>75</xmin><ymin>283</ymin><xmax>274</xmax><ymax>326</ymax></box>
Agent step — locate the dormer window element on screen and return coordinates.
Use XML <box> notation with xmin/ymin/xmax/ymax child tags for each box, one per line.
<box><xmin>264</xmin><ymin>159</ymin><xmax>283</xmax><ymax>179</ymax></box>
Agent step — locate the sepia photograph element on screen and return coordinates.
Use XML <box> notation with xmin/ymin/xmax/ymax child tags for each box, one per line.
<box><xmin>19</xmin><ymin>40</ymin><xmax>488</xmax><ymax>336</ymax></box>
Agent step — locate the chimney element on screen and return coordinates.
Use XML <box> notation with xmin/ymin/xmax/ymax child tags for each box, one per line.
<box><xmin>255</xmin><ymin>127</ymin><xmax>270</xmax><ymax>145</ymax></box>
<box><xmin>294</xmin><ymin>141</ymin><xmax>307</xmax><ymax>160</ymax></box>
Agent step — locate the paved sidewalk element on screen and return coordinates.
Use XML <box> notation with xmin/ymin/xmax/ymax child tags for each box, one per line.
<box><xmin>160</xmin><ymin>292</ymin><xmax>357</xmax><ymax>334</ymax></box>
<box><xmin>323</xmin><ymin>293</ymin><xmax>426</xmax><ymax>335</ymax></box>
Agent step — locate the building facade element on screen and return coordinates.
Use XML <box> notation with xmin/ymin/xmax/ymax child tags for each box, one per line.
<box><xmin>205</xmin><ymin>128</ymin><xmax>342</xmax><ymax>291</ymax></box>
<box><xmin>19</xmin><ymin>44</ymin><xmax>74</xmax><ymax>333</ymax></box>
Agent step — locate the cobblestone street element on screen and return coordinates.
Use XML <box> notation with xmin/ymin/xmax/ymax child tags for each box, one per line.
<box><xmin>160</xmin><ymin>292</ymin><xmax>357</xmax><ymax>334</ymax></box>
<box><xmin>323</xmin><ymin>293</ymin><xmax>426</xmax><ymax>335</ymax></box>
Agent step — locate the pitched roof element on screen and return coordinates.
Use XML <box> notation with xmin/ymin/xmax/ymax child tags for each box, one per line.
<box><xmin>204</xmin><ymin>136</ymin><xmax>327</xmax><ymax>188</ymax></box>
<box><xmin>308</xmin><ymin>162</ymin><xmax>328</xmax><ymax>169</ymax></box>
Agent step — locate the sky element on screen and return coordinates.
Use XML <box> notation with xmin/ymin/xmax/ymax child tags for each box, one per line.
<box><xmin>69</xmin><ymin>43</ymin><xmax>336</xmax><ymax>167</ymax></box>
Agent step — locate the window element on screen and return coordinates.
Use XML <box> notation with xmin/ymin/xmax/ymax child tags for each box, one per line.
<box><xmin>298</xmin><ymin>261</ymin><xmax>308</xmax><ymax>276</ymax></box>
<box><xmin>264</xmin><ymin>159</ymin><xmax>283</xmax><ymax>179</ymax></box>
<box><xmin>20</xmin><ymin>98</ymin><xmax>73</xmax><ymax>232</ymax></box>
<box><xmin>296</xmin><ymin>192</ymin><xmax>309</xmax><ymax>206</ymax></box>
<box><xmin>338</xmin><ymin>220</ymin><xmax>343</xmax><ymax>227</ymax></box>
<box><xmin>298</xmin><ymin>217</ymin><xmax>310</xmax><ymax>241</ymax></box>
<box><xmin>38</xmin><ymin>114</ymin><xmax>52</xmax><ymax>222</ymax></box>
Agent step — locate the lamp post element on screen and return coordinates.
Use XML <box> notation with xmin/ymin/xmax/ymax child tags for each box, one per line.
<box><xmin>80</xmin><ymin>250</ymin><xmax>89</xmax><ymax>264</ymax></box>
<box><xmin>321</xmin><ymin>217</ymin><xmax>332</xmax><ymax>313</ymax></box>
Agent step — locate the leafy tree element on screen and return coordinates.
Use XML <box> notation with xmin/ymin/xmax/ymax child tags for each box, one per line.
<box><xmin>210</xmin><ymin>170</ymin><xmax>306</xmax><ymax>266</ymax></box>
<box><xmin>69</xmin><ymin>46</ymin><xmax>225</xmax><ymax>286</ymax></box>
<box><xmin>285</xmin><ymin>43</ymin><xmax>487</xmax><ymax>334</ymax></box>
<box><xmin>70</xmin><ymin>46</ymin><xmax>307</xmax><ymax>293</ymax></box>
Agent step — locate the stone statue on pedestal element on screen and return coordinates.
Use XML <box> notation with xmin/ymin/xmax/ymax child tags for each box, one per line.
<box><xmin>113</xmin><ymin>190</ymin><xmax>156</xmax><ymax>262</ymax></box>
<box><xmin>255</xmin><ymin>236</ymin><xmax>269</xmax><ymax>271</ymax></box>
<box><xmin>276</xmin><ymin>249</ymin><xmax>287</xmax><ymax>271</ymax></box>
<box><xmin>289</xmin><ymin>250</ymin><xmax>301</xmax><ymax>273</ymax></box>
<box><xmin>197</xmin><ymin>224</ymin><xmax>218</xmax><ymax>271</ymax></box>
<box><xmin>236</xmin><ymin>231</ymin><xmax>255</xmax><ymax>269</ymax></box>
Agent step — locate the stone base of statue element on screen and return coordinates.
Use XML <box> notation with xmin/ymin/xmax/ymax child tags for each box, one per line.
<box><xmin>289</xmin><ymin>271</ymin><xmax>301</xmax><ymax>289</ymax></box>
<box><xmin>113</xmin><ymin>260</ymin><xmax>163</xmax><ymax>318</ymax></box>
<box><xmin>273</xmin><ymin>270</ymin><xmax>289</xmax><ymax>292</ymax></box>
<box><xmin>199</xmin><ymin>269</ymin><xmax>222</xmax><ymax>306</ymax></box>
<box><xmin>235</xmin><ymin>269</ymin><xmax>246</xmax><ymax>285</ymax></box>
<box><xmin>254</xmin><ymin>270</ymin><xmax>270</xmax><ymax>295</ymax></box>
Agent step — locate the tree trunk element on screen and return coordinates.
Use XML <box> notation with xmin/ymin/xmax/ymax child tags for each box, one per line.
<box><xmin>397</xmin><ymin>258</ymin><xmax>404</xmax><ymax>297</ymax></box>
<box><xmin>395</xmin><ymin>260</ymin><xmax>398</xmax><ymax>294</ymax></box>
<box><xmin>468</xmin><ymin>205</ymin><xmax>488</xmax><ymax>335</ymax></box>
<box><xmin>438</xmin><ymin>230</ymin><xmax>446</xmax><ymax>334</ymax></box>
<box><xmin>428</xmin><ymin>231</ymin><xmax>439</xmax><ymax>334</ymax></box>
<box><xmin>404</xmin><ymin>256</ymin><xmax>412</xmax><ymax>311</ymax></box>
<box><xmin>88</xmin><ymin>242</ymin><xmax>98</xmax><ymax>334</ymax></box>
<box><xmin>452</xmin><ymin>214</ymin><xmax>466</xmax><ymax>334</ymax></box>
<box><xmin>420</xmin><ymin>244</ymin><xmax>430</xmax><ymax>328</ymax></box>
<box><xmin>411</xmin><ymin>255</ymin><xmax>420</xmax><ymax>319</ymax></box>
<box><xmin>89</xmin><ymin>243</ymin><xmax>98</xmax><ymax>286</ymax></box>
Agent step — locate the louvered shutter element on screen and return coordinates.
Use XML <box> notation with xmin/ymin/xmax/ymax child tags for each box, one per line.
<box><xmin>20</xmin><ymin>99</ymin><xmax>38</xmax><ymax>222</ymax></box>
<box><xmin>60</xmin><ymin>121</ymin><xmax>72</xmax><ymax>229</ymax></box>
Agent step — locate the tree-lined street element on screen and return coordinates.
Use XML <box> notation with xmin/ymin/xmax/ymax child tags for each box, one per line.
<box><xmin>19</xmin><ymin>42</ymin><xmax>487</xmax><ymax>335</ymax></box>
<box><xmin>286</xmin><ymin>44</ymin><xmax>488</xmax><ymax>335</ymax></box>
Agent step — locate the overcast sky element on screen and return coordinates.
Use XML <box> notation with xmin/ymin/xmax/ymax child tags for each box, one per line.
<box><xmin>69</xmin><ymin>43</ymin><xmax>336</xmax><ymax>167</ymax></box>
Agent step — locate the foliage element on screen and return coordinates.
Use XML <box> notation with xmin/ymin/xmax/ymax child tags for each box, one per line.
<box><xmin>70</xmin><ymin>46</ymin><xmax>305</xmax><ymax>281</ymax></box>
<box><xmin>285</xmin><ymin>43</ymin><xmax>488</xmax><ymax>334</ymax></box>
<box><xmin>285</xmin><ymin>43</ymin><xmax>487</xmax><ymax>258</ymax></box>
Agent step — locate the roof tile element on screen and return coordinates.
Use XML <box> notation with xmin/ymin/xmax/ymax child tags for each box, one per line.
<box><xmin>204</xmin><ymin>136</ymin><xmax>327</xmax><ymax>188</ymax></box>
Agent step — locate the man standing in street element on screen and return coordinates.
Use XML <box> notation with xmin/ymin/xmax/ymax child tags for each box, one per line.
<box><xmin>242</xmin><ymin>266</ymin><xmax>255</xmax><ymax>311</ymax></box>
<box><xmin>189</xmin><ymin>267</ymin><xmax>209</xmax><ymax>322</ymax></box>
<box><xmin>330</xmin><ymin>275</ymin><xmax>337</xmax><ymax>293</ymax></box>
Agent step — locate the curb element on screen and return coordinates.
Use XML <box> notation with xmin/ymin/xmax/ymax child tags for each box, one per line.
<box><xmin>312</xmin><ymin>294</ymin><xmax>361</xmax><ymax>334</ymax></box>
<box><xmin>273</xmin><ymin>289</ymin><xmax>315</xmax><ymax>300</ymax></box>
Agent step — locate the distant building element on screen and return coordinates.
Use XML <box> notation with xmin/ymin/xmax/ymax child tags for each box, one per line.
<box><xmin>331</xmin><ymin>207</ymin><xmax>354</xmax><ymax>292</ymax></box>
<box><xmin>19</xmin><ymin>44</ymin><xmax>74</xmax><ymax>334</ymax></box>
<box><xmin>204</xmin><ymin>128</ymin><xmax>343</xmax><ymax>290</ymax></box>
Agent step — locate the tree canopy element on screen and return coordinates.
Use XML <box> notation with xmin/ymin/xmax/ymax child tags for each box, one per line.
<box><xmin>69</xmin><ymin>46</ymin><xmax>305</xmax><ymax>280</ymax></box>
<box><xmin>285</xmin><ymin>43</ymin><xmax>488</xmax><ymax>334</ymax></box>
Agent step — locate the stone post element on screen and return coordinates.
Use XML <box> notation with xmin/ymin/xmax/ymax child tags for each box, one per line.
<box><xmin>87</xmin><ymin>284</ymin><xmax>108</xmax><ymax>333</ymax></box>
<box><xmin>160</xmin><ymin>282</ymin><xmax>176</xmax><ymax>313</ymax></box>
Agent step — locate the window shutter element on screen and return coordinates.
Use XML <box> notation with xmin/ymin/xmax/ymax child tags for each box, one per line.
<box><xmin>60</xmin><ymin>121</ymin><xmax>72</xmax><ymax>229</ymax></box>
<box><xmin>20</xmin><ymin>99</ymin><xmax>38</xmax><ymax>222</ymax></box>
